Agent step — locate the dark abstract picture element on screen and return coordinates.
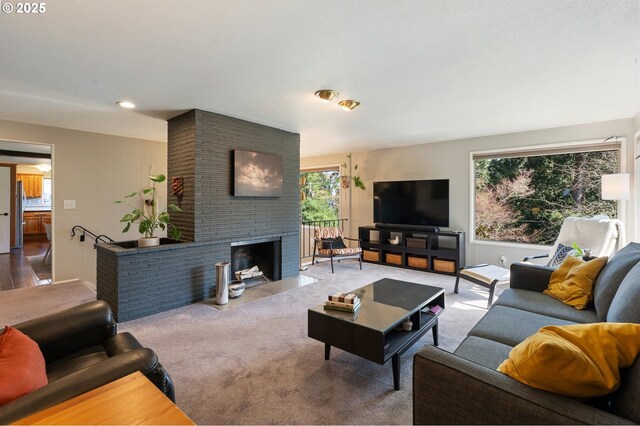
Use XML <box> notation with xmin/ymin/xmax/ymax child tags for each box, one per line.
<box><xmin>234</xmin><ymin>150</ymin><xmax>283</xmax><ymax>197</ymax></box>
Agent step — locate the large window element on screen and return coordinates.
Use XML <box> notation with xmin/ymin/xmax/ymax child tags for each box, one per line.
<box><xmin>42</xmin><ymin>178</ymin><xmax>52</xmax><ymax>205</ymax></box>
<box><xmin>300</xmin><ymin>168</ymin><xmax>340</xmax><ymax>222</ymax></box>
<box><xmin>473</xmin><ymin>141</ymin><xmax>620</xmax><ymax>245</ymax></box>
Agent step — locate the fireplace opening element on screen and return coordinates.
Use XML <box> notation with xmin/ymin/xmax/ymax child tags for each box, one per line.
<box><xmin>231</xmin><ymin>238</ymin><xmax>281</xmax><ymax>288</ymax></box>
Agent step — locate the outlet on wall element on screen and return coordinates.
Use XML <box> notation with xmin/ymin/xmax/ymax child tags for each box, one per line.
<box><xmin>499</xmin><ymin>256</ymin><xmax>507</xmax><ymax>267</ymax></box>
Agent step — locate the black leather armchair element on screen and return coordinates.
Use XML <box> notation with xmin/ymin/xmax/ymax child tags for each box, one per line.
<box><xmin>0</xmin><ymin>300</ymin><xmax>174</xmax><ymax>424</ymax></box>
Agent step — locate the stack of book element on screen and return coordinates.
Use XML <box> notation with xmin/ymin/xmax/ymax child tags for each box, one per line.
<box><xmin>323</xmin><ymin>292</ymin><xmax>361</xmax><ymax>314</ymax></box>
<box><xmin>427</xmin><ymin>304</ymin><xmax>443</xmax><ymax>315</ymax></box>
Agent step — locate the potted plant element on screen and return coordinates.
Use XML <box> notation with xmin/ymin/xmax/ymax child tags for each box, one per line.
<box><xmin>341</xmin><ymin>153</ymin><xmax>366</xmax><ymax>190</ymax></box>
<box><xmin>115</xmin><ymin>173</ymin><xmax>182</xmax><ymax>247</ymax></box>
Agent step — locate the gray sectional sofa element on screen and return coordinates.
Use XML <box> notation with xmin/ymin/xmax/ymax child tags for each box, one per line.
<box><xmin>413</xmin><ymin>242</ymin><xmax>640</xmax><ymax>424</ymax></box>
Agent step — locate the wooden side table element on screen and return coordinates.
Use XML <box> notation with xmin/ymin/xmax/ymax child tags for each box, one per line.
<box><xmin>14</xmin><ymin>372</ymin><xmax>194</xmax><ymax>425</ymax></box>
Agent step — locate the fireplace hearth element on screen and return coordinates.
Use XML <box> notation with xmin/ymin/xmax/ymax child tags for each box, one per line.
<box><xmin>231</xmin><ymin>237</ymin><xmax>281</xmax><ymax>287</ymax></box>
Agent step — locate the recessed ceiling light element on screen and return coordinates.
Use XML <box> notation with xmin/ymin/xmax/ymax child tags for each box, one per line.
<box><xmin>314</xmin><ymin>90</ymin><xmax>339</xmax><ymax>102</ymax></box>
<box><xmin>338</xmin><ymin>100</ymin><xmax>360</xmax><ymax>111</ymax></box>
<box><xmin>117</xmin><ymin>101</ymin><xmax>136</xmax><ymax>109</ymax></box>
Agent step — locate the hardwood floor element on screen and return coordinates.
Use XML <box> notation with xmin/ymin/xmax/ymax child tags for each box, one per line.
<box><xmin>0</xmin><ymin>235</ymin><xmax>51</xmax><ymax>291</ymax></box>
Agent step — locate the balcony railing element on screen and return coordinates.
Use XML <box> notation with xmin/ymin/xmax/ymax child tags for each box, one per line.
<box><xmin>299</xmin><ymin>218</ymin><xmax>348</xmax><ymax>266</ymax></box>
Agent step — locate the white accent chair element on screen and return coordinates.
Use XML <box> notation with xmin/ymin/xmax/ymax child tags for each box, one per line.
<box><xmin>524</xmin><ymin>215</ymin><xmax>625</xmax><ymax>264</ymax></box>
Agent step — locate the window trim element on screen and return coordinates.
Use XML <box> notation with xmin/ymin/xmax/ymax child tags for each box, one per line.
<box><xmin>300</xmin><ymin>165</ymin><xmax>339</xmax><ymax>173</ymax></box>
<box><xmin>469</xmin><ymin>138</ymin><xmax>627</xmax><ymax>246</ymax></box>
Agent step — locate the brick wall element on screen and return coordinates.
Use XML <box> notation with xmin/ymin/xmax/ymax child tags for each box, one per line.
<box><xmin>97</xmin><ymin>109</ymin><xmax>300</xmax><ymax>321</ymax></box>
<box><xmin>168</xmin><ymin>110</ymin><xmax>300</xmax><ymax>245</ymax></box>
<box><xmin>168</xmin><ymin>109</ymin><xmax>300</xmax><ymax>278</ymax></box>
<box><xmin>97</xmin><ymin>241</ymin><xmax>223</xmax><ymax>322</ymax></box>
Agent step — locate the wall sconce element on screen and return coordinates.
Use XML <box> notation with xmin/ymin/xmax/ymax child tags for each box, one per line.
<box><xmin>601</xmin><ymin>173</ymin><xmax>630</xmax><ymax>200</ymax></box>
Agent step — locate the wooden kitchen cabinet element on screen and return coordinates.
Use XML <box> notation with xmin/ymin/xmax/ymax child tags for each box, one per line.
<box><xmin>23</xmin><ymin>212</ymin><xmax>51</xmax><ymax>235</ymax></box>
<box><xmin>23</xmin><ymin>214</ymin><xmax>41</xmax><ymax>235</ymax></box>
<box><xmin>17</xmin><ymin>174</ymin><xmax>43</xmax><ymax>198</ymax></box>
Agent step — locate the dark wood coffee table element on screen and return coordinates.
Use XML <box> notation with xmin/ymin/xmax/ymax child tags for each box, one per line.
<box><xmin>308</xmin><ymin>278</ymin><xmax>445</xmax><ymax>390</ymax></box>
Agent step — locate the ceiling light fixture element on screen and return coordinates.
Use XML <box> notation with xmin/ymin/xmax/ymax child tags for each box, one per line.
<box><xmin>338</xmin><ymin>100</ymin><xmax>360</xmax><ymax>111</ymax></box>
<box><xmin>36</xmin><ymin>164</ymin><xmax>51</xmax><ymax>172</ymax></box>
<box><xmin>117</xmin><ymin>101</ymin><xmax>136</xmax><ymax>109</ymax></box>
<box><xmin>314</xmin><ymin>90</ymin><xmax>339</xmax><ymax>102</ymax></box>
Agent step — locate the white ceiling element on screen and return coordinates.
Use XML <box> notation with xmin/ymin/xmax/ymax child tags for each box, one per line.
<box><xmin>0</xmin><ymin>0</ymin><xmax>638</xmax><ymax>157</ymax></box>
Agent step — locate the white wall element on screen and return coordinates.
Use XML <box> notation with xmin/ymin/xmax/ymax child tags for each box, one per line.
<box><xmin>0</xmin><ymin>119</ymin><xmax>167</xmax><ymax>285</ymax></box>
<box><xmin>301</xmin><ymin>118</ymin><xmax>637</xmax><ymax>267</ymax></box>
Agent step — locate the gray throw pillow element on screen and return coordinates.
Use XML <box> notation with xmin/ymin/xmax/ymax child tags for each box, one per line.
<box><xmin>594</xmin><ymin>243</ymin><xmax>640</xmax><ymax>321</ymax></box>
<box><xmin>547</xmin><ymin>243</ymin><xmax>575</xmax><ymax>267</ymax></box>
<box><xmin>321</xmin><ymin>237</ymin><xmax>346</xmax><ymax>250</ymax></box>
<box><xmin>606</xmin><ymin>261</ymin><xmax>640</xmax><ymax>323</ymax></box>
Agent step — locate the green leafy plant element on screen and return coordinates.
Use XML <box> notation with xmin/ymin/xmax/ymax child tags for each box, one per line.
<box><xmin>341</xmin><ymin>153</ymin><xmax>366</xmax><ymax>190</ymax></box>
<box><xmin>115</xmin><ymin>174</ymin><xmax>182</xmax><ymax>240</ymax></box>
<box><xmin>571</xmin><ymin>242</ymin><xmax>585</xmax><ymax>257</ymax></box>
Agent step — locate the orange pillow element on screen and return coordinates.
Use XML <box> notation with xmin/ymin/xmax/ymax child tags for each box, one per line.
<box><xmin>0</xmin><ymin>326</ymin><xmax>48</xmax><ymax>405</ymax></box>
<box><xmin>498</xmin><ymin>323</ymin><xmax>640</xmax><ymax>397</ymax></box>
<box><xmin>544</xmin><ymin>256</ymin><xmax>608</xmax><ymax>309</ymax></box>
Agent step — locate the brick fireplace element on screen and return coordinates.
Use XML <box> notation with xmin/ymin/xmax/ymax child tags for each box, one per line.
<box><xmin>168</xmin><ymin>109</ymin><xmax>299</xmax><ymax>280</ymax></box>
<box><xmin>231</xmin><ymin>238</ymin><xmax>282</xmax><ymax>285</ymax></box>
<box><xmin>96</xmin><ymin>109</ymin><xmax>300</xmax><ymax>321</ymax></box>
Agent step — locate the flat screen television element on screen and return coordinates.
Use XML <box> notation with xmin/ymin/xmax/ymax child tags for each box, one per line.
<box><xmin>373</xmin><ymin>179</ymin><xmax>449</xmax><ymax>228</ymax></box>
<box><xmin>233</xmin><ymin>150</ymin><xmax>283</xmax><ymax>197</ymax></box>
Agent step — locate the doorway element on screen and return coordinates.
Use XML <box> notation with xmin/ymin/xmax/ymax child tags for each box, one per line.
<box><xmin>299</xmin><ymin>166</ymin><xmax>344</xmax><ymax>266</ymax></box>
<box><xmin>0</xmin><ymin>140</ymin><xmax>53</xmax><ymax>290</ymax></box>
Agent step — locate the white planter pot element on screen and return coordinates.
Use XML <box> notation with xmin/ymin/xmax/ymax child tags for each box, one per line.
<box><xmin>138</xmin><ymin>237</ymin><xmax>160</xmax><ymax>247</ymax></box>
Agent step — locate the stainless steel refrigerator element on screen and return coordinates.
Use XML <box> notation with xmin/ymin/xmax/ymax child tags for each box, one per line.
<box><xmin>14</xmin><ymin>181</ymin><xmax>25</xmax><ymax>248</ymax></box>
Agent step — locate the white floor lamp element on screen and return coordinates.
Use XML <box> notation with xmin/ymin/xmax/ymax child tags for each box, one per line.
<box><xmin>601</xmin><ymin>173</ymin><xmax>630</xmax><ymax>201</ymax></box>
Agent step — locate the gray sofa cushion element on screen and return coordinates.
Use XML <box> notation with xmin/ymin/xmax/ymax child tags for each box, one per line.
<box><xmin>610</xmin><ymin>357</ymin><xmax>640</xmax><ymax>423</ymax></box>
<box><xmin>606</xmin><ymin>261</ymin><xmax>640</xmax><ymax>323</ymax></box>
<box><xmin>454</xmin><ymin>336</ymin><xmax>513</xmax><ymax>369</ymax></box>
<box><xmin>594</xmin><ymin>242</ymin><xmax>640</xmax><ymax>321</ymax></box>
<box><xmin>468</xmin><ymin>305</ymin><xmax>575</xmax><ymax>347</ymax></box>
<box><xmin>495</xmin><ymin>289</ymin><xmax>599</xmax><ymax>323</ymax></box>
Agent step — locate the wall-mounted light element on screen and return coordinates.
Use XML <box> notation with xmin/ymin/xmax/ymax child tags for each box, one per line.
<box><xmin>314</xmin><ymin>90</ymin><xmax>339</xmax><ymax>102</ymax></box>
<box><xmin>338</xmin><ymin>100</ymin><xmax>360</xmax><ymax>111</ymax></box>
<box><xmin>601</xmin><ymin>173</ymin><xmax>630</xmax><ymax>200</ymax></box>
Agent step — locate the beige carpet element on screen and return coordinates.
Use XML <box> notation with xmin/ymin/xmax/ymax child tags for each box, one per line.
<box><xmin>119</xmin><ymin>262</ymin><xmax>504</xmax><ymax>425</ymax></box>
<box><xmin>0</xmin><ymin>262</ymin><xmax>504</xmax><ymax>424</ymax></box>
<box><xmin>26</xmin><ymin>255</ymin><xmax>52</xmax><ymax>281</ymax></box>
<box><xmin>0</xmin><ymin>280</ymin><xmax>96</xmax><ymax>325</ymax></box>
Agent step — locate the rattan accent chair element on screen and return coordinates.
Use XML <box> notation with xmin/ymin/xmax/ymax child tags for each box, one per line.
<box><xmin>311</xmin><ymin>227</ymin><xmax>362</xmax><ymax>273</ymax></box>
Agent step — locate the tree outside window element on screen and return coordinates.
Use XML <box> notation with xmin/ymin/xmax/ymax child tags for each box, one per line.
<box><xmin>474</xmin><ymin>150</ymin><xmax>618</xmax><ymax>245</ymax></box>
<box><xmin>300</xmin><ymin>170</ymin><xmax>340</xmax><ymax>222</ymax></box>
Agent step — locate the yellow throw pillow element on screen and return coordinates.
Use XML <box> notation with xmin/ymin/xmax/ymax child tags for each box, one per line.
<box><xmin>543</xmin><ymin>256</ymin><xmax>608</xmax><ymax>309</ymax></box>
<box><xmin>497</xmin><ymin>323</ymin><xmax>640</xmax><ymax>398</ymax></box>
